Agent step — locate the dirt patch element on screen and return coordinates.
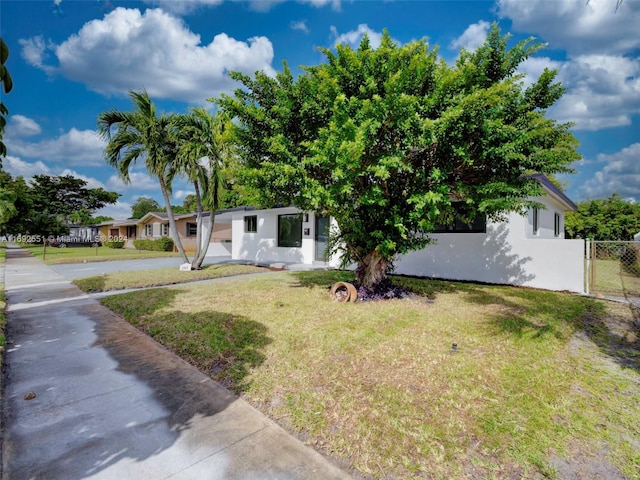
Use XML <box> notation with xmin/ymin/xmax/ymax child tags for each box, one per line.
<box><xmin>550</xmin><ymin>446</ymin><xmax>626</xmax><ymax>480</ymax></box>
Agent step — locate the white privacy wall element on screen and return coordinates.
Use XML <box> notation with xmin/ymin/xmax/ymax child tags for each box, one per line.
<box><xmin>394</xmin><ymin>211</ymin><xmax>585</xmax><ymax>293</ymax></box>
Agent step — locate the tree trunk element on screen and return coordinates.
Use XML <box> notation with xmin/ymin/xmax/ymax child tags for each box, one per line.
<box><xmin>192</xmin><ymin>181</ymin><xmax>203</xmax><ymax>269</ymax></box>
<box><xmin>193</xmin><ymin>209</ymin><xmax>215</xmax><ymax>269</ymax></box>
<box><xmin>159</xmin><ymin>176</ymin><xmax>189</xmax><ymax>264</ymax></box>
<box><xmin>356</xmin><ymin>250</ymin><xmax>390</xmax><ymax>289</ymax></box>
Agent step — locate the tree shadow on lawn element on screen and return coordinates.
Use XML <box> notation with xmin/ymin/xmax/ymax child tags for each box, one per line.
<box><xmin>459</xmin><ymin>285</ymin><xmax>640</xmax><ymax>374</ymax></box>
<box><xmin>100</xmin><ymin>288</ymin><xmax>272</xmax><ymax>394</ymax></box>
<box><xmin>291</xmin><ymin>269</ymin><xmax>463</xmax><ymax>299</ymax></box>
<box><xmin>292</xmin><ymin>270</ymin><xmax>640</xmax><ymax>373</ymax></box>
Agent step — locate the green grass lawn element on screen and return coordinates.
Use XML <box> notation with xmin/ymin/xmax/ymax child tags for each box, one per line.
<box><xmin>591</xmin><ymin>258</ymin><xmax>640</xmax><ymax>297</ymax></box>
<box><xmin>73</xmin><ymin>263</ymin><xmax>270</xmax><ymax>292</ymax></box>
<box><xmin>21</xmin><ymin>244</ymin><xmax>180</xmax><ymax>264</ymax></box>
<box><xmin>100</xmin><ymin>270</ymin><xmax>640</xmax><ymax>479</ymax></box>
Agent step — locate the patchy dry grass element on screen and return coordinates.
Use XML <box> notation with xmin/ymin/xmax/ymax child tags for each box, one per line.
<box><xmin>73</xmin><ymin>263</ymin><xmax>269</xmax><ymax>292</ymax></box>
<box><xmin>100</xmin><ymin>270</ymin><xmax>640</xmax><ymax>479</ymax></box>
<box><xmin>21</xmin><ymin>244</ymin><xmax>179</xmax><ymax>264</ymax></box>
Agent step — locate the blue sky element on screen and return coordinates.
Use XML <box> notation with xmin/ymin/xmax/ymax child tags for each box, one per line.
<box><xmin>2</xmin><ymin>0</ymin><xmax>639</xmax><ymax>219</ymax></box>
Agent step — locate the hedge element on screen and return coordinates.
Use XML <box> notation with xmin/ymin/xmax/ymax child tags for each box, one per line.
<box><xmin>133</xmin><ymin>237</ymin><xmax>174</xmax><ymax>252</ymax></box>
<box><xmin>105</xmin><ymin>240</ymin><xmax>125</xmax><ymax>249</ymax></box>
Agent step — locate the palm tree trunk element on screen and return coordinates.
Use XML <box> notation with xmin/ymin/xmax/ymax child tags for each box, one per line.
<box><xmin>159</xmin><ymin>175</ymin><xmax>189</xmax><ymax>263</ymax></box>
<box><xmin>193</xmin><ymin>209</ymin><xmax>215</xmax><ymax>268</ymax></box>
<box><xmin>192</xmin><ymin>181</ymin><xmax>203</xmax><ymax>269</ymax></box>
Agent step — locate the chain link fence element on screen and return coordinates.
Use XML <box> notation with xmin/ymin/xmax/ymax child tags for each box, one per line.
<box><xmin>587</xmin><ymin>241</ymin><xmax>640</xmax><ymax>301</ymax></box>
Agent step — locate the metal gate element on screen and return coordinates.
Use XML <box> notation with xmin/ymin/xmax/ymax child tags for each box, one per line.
<box><xmin>586</xmin><ymin>240</ymin><xmax>640</xmax><ymax>304</ymax></box>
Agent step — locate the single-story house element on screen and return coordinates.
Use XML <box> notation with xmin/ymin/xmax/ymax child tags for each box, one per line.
<box><xmin>97</xmin><ymin>211</ymin><xmax>233</xmax><ymax>254</ymax></box>
<box><xmin>230</xmin><ymin>174</ymin><xmax>586</xmax><ymax>293</ymax></box>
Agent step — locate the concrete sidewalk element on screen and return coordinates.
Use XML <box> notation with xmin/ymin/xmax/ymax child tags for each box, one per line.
<box><xmin>1</xmin><ymin>246</ymin><xmax>352</xmax><ymax>480</ymax></box>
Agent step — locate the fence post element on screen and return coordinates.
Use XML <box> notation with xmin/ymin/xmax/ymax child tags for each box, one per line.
<box><xmin>585</xmin><ymin>239</ymin><xmax>590</xmax><ymax>295</ymax></box>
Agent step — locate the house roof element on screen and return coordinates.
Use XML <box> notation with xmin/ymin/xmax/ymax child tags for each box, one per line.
<box><xmin>528</xmin><ymin>174</ymin><xmax>577</xmax><ymax>211</ymax></box>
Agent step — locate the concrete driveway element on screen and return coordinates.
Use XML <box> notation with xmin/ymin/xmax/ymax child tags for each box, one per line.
<box><xmin>2</xmin><ymin>246</ymin><xmax>351</xmax><ymax>480</ymax></box>
<box><xmin>50</xmin><ymin>255</ymin><xmax>233</xmax><ymax>280</ymax></box>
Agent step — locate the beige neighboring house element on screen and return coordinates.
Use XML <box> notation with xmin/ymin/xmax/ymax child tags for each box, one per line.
<box><xmin>98</xmin><ymin>211</ymin><xmax>233</xmax><ymax>253</ymax></box>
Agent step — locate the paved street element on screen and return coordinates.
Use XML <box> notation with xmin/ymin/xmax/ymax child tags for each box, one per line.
<box><xmin>2</xmin><ymin>246</ymin><xmax>351</xmax><ymax>480</ymax></box>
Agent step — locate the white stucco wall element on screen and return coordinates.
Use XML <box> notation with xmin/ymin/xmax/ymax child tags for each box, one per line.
<box><xmin>232</xmin><ymin>207</ymin><xmax>341</xmax><ymax>267</ymax></box>
<box><xmin>395</xmin><ymin>212</ymin><xmax>585</xmax><ymax>293</ymax></box>
<box><xmin>232</xmin><ymin>204</ymin><xmax>584</xmax><ymax>293</ymax></box>
<box><xmin>524</xmin><ymin>194</ymin><xmax>568</xmax><ymax>239</ymax></box>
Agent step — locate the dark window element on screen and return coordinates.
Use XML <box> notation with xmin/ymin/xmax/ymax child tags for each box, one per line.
<box><xmin>278</xmin><ymin>214</ymin><xmax>303</xmax><ymax>247</ymax></box>
<box><xmin>244</xmin><ymin>215</ymin><xmax>257</xmax><ymax>233</ymax></box>
<box><xmin>432</xmin><ymin>203</ymin><xmax>486</xmax><ymax>233</ymax></box>
<box><xmin>186</xmin><ymin>222</ymin><xmax>197</xmax><ymax>237</ymax></box>
<box><xmin>532</xmin><ymin>208</ymin><xmax>540</xmax><ymax>236</ymax></box>
<box><xmin>554</xmin><ymin>212</ymin><xmax>561</xmax><ymax>237</ymax></box>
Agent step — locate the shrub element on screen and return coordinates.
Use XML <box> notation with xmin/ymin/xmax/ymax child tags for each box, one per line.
<box><xmin>133</xmin><ymin>238</ymin><xmax>174</xmax><ymax>252</ymax></box>
<box><xmin>105</xmin><ymin>240</ymin><xmax>125</xmax><ymax>249</ymax></box>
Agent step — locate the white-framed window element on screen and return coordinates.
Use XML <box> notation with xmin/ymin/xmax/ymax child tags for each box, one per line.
<box><xmin>186</xmin><ymin>222</ymin><xmax>197</xmax><ymax>237</ymax></box>
<box><xmin>244</xmin><ymin>215</ymin><xmax>257</xmax><ymax>233</ymax></box>
<box><xmin>144</xmin><ymin>224</ymin><xmax>153</xmax><ymax>237</ymax></box>
<box><xmin>162</xmin><ymin>223</ymin><xmax>169</xmax><ymax>236</ymax></box>
<box><xmin>554</xmin><ymin>212</ymin><xmax>561</xmax><ymax>238</ymax></box>
<box><xmin>532</xmin><ymin>208</ymin><xmax>540</xmax><ymax>236</ymax></box>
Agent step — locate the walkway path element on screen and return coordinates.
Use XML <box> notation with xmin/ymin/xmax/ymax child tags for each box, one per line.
<box><xmin>2</xmin><ymin>246</ymin><xmax>351</xmax><ymax>480</ymax></box>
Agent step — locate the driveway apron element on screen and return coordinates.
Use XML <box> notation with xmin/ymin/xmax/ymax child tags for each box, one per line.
<box><xmin>1</xmin><ymin>246</ymin><xmax>351</xmax><ymax>480</ymax></box>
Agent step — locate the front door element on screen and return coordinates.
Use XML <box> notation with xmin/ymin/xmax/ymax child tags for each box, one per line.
<box><xmin>315</xmin><ymin>216</ymin><xmax>330</xmax><ymax>261</ymax></box>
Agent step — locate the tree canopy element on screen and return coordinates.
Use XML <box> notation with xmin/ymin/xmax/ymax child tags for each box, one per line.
<box><xmin>220</xmin><ymin>24</ymin><xmax>580</xmax><ymax>288</ymax></box>
<box><xmin>565</xmin><ymin>194</ymin><xmax>640</xmax><ymax>241</ymax></box>
<box><xmin>131</xmin><ymin>196</ymin><xmax>162</xmax><ymax>219</ymax></box>
<box><xmin>0</xmin><ymin>172</ymin><xmax>119</xmax><ymax>237</ymax></box>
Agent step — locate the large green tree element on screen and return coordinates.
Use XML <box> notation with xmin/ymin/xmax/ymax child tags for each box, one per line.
<box><xmin>0</xmin><ymin>173</ymin><xmax>119</xmax><ymax>238</ymax></box>
<box><xmin>131</xmin><ymin>196</ymin><xmax>162</xmax><ymax>219</ymax></box>
<box><xmin>97</xmin><ymin>90</ymin><xmax>190</xmax><ymax>263</ymax></box>
<box><xmin>565</xmin><ymin>194</ymin><xmax>640</xmax><ymax>241</ymax></box>
<box><xmin>220</xmin><ymin>25</ymin><xmax>580</xmax><ymax>288</ymax></box>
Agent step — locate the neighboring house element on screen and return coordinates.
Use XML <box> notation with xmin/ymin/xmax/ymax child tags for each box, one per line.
<box><xmin>232</xmin><ymin>175</ymin><xmax>586</xmax><ymax>293</ymax></box>
<box><xmin>97</xmin><ymin>211</ymin><xmax>234</xmax><ymax>253</ymax></box>
<box><xmin>68</xmin><ymin>224</ymin><xmax>99</xmax><ymax>240</ymax></box>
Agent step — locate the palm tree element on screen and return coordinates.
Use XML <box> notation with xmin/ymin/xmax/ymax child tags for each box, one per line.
<box><xmin>97</xmin><ymin>90</ymin><xmax>189</xmax><ymax>263</ymax></box>
<box><xmin>171</xmin><ymin>107</ymin><xmax>231</xmax><ymax>269</ymax></box>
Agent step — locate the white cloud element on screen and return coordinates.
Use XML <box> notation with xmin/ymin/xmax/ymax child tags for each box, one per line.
<box><xmin>8</xmin><ymin>128</ymin><xmax>106</xmax><ymax>166</ymax></box>
<box><xmin>450</xmin><ymin>20</ymin><xmax>490</xmax><ymax>51</ymax></box>
<box><xmin>3</xmin><ymin>156</ymin><xmax>51</xmax><ymax>178</ymax></box>
<box><xmin>173</xmin><ymin>189</ymin><xmax>195</xmax><ymax>200</ymax></box>
<box><xmin>18</xmin><ymin>36</ymin><xmax>55</xmax><ymax>75</ymax></box>
<box><xmin>143</xmin><ymin>0</ymin><xmax>340</xmax><ymax>13</ymax></box>
<box><xmin>142</xmin><ymin>0</ymin><xmax>224</xmax><ymax>15</ymax></box>
<box><xmin>516</xmin><ymin>56</ymin><xmax>562</xmax><ymax>88</ymax></box>
<box><xmin>249</xmin><ymin>0</ymin><xmax>340</xmax><ymax>13</ymax></box>
<box><xmin>497</xmin><ymin>0</ymin><xmax>640</xmax><ymax>55</ymax></box>
<box><xmin>551</xmin><ymin>54</ymin><xmax>640</xmax><ymax>130</ymax></box>
<box><xmin>107</xmin><ymin>171</ymin><xmax>160</xmax><ymax>192</ymax></box>
<box><xmin>331</xmin><ymin>24</ymin><xmax>383</xmax><ymax>49</ymax></box>
<box><xmin>300</xmin><ymin>0</ymin><xmax>340</xmax><ymax>9</ymax></box>
<box><xmin>22</xmin><ymin>7</ymin><xmax>276</xmax><ymax>103</ymax></box>
<box><xmin>290</xmin><ymin>20</ymin><xmax>310</xmax><ymax>34</ymax></box>
<box><xmin>95</xmin><ymin>200</ymin><xmax>133</xmax><ymax>220</ymax></box>
<box><xmin>59</xmin><ymin>169</ymin><xmax>107</xmax><ymax>190</ymax></box>
<box><xmin>6</xmin><ymin>115</ymin><xmax>42</xmax><ymax>138</ymax></box>
<box><xmin>579</xmin><ymin>143</ymin><xmax>640</xmax><ymax>201</ymax></box>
